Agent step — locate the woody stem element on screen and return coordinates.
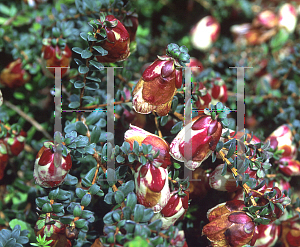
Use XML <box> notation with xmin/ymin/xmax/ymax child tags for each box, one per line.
<box><xmin>218</xmin><ymin>149</ymin><xmax>257</xmax><ymax>206</ymax></box>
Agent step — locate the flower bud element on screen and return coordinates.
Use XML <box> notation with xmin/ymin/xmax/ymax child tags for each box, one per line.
<box><xmin>124</xmin><ymin>124</ymin><xmax>171</xmax><ymax>168</ymax></box>
<box><xmin>33</xmin><ymin>142</ymin><xmax>72</xmax><ymax>188</ymax></box>
<box><xmin>0</xmin><ymin>59</ymin><xmax>30</xmax><ymax>89</ymax></box>
<box><xmin>279</xmin><ymin>3</ymin><xmax>297</xmax><ymax>33</ymax></box>
<box><xmin>209</xmin><ymin>77</ymin><xmax>228</xmax><ymax>105</ymax></box>
<box><xmin>0</xmin><ymin>141</ymin><xmax>9</xmax><ymax>180</ymax></box>
<box><xmin>279</xmin><ymin>157</ymin><xmax>300</xmax><ymax>176</ymax></box>
<box><xmin>253</xmin><ymin>10</ymin><xmax>278</xmax><ymax>29</ymax></box>
<box><xmin>252</xmin><ymin>223</ymin><xmax>281</xmax><ymax>247</ymax></box>
<box><xmin>150</xmin><ymin>191</ymin><xmax>189</xmax><ymax>229</ymax></box>
<box><xmin>170</xmin><ymin>114</ymin><xmax>222</xmax><ymax>170</ymax></box>
<box><xmin>191</xmin><ymin>16</ymin><xmax>220</xmax><ymax>51</ymax></box>
<box><xmin>209</xmin><ymin>163</ymin><xmax>239</xmax><ymax>192</ymax></box>
<box><xmin>95</xmin><ymin>15</ymin><xmax>130</xmax><ymax>63</ymax></box>
<box><xmin>41</xmin><ymin>39</ymin><xmax>72</xmax><ymax>78</ymax></box>
<box><xmin>202</xmin><ymin>200</ymin><xmax>256</xmax><ymax>247</ymax></box>
<box><xmin>265</xmin><ymin>124</ymin><xmax>297</xmax><ymax>159</ymax></box>
<box><xmin>4</xmin><ymin>130</ymin><xmax>26</xmax><ymax>156</ymax></box>
<box><xmin>132</xmin><ymin>55</ymin><xmax>183</xmax><ymax>116</ymax></box>
<box><xmin>134</xmin><ymin>162</ymin><xmax>170</xmax><ymax>212</ymax></box>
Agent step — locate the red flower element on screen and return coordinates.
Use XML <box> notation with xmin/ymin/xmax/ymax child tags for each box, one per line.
<box><xmin>33</xmin><ymin>142</ymin><xmax>72</xmax><ymax>188</ymax></box>
<box><xmin>41</xmin><ymin>39</ymin><xmax>72</xmax><ymax>78</ymax></box>
<box><xmin>0</xmin><ymin>59</ymin><xmax>30</xmax><ymax>88</ymax></box>
<box><xmin>210</xmin><ymin>78</ymin><xmax>228</xmax><ymax>105</ymax></box>
<box><xmin>209</xmin><ymin>163</ymin><xmax>239</xmax><ymax>192</ymax></box>
<box><xmin>95</xmin><ymin>15</ymin><xmax>130</xmax><ymax>63</ymax></box>
<box><xmin>191</xmin><ymin>16</ymin><xmax>220</xmax><ymax>51</ymax></box>
<box><xmin>132</xmin><ymin>43</ymin><xmax>189</xmax><ymax>116</ymax></box>
<box><xmin>0</xmin><ymin>140</ymin><xmax>9</xmax><ymax>180</ymax></box>
<box><xmin>279</xmin><ymin>3</ymin><xmax>297</xmax><ymax>33</ymax></box>
<box><xmin>202</xmin><ymin>200</ymin><xmax>256</xmax><ymax>247</ymax></box>
<box><xmin>252</xmin><ymin>223</ymin><xmax>281</xmax><ymax>247</ymax></box>
<box><xmin>280</xmin><ymin>220</ymin><xmax>300</xmax><ymax>247</ymax></box>
<box><xmin>253</xmin><ymin>10</ymin><xmax>278</xmax><ymax>29</ymax></box>
<box><xmin>170</xmin><ymin>114</ymin><xmax>222</xmax><ymax>170</ymax></box>
<box><xmin>279</xmin><ymin>158</ymin><xmax>300</xmax><ymax>176</ymax></box>
<box><xmin>266</xmin><ymin>124</ymin><xmax>297</xmax><ymax>159</ymax></box>
<box><xmin>150</xmin><ymin>191</ymin><xmax>189</xmax><ymax>229</ymax></box>
<box><xmin>4</xmin><ymin>130</ymin><xmax>26</xmax><ymax>156</ymax></box>
<box><xmin>134</xmin><ymin>162</ymin><xmax>170</xmax><ymax>213</ymax></box>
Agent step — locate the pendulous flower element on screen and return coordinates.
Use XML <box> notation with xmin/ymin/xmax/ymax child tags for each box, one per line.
<box><xmin>191</xmin><ymin>16</ymin><xmax>220</xmax><ymax>51</ymax></box>
<box><xmin>132</xmin><ymin>43</ymin><xmax>189</xmax><ymax>116</ymax></box>
<box><xmin>41</xmin><ymin>38</ymin><xmax>72</xmax><ymax>78</ymax></box>
<box><xmin>278</xmin><ymin>3</ymin><xmax>297</xmax><ymax>33</ymax></box>
<box><xmin>134</xmin><ymin>162</ymin><xmax>170</xmax><ymax>213</ymax></box>
<box><xmin>4</xmin><ymin>130</ymin><xmax>26</xmax><ymax>156</ymax></box>
<box><xmin>170</xmin><ymin>113</ymin><xmax>222</xmax><ymax>170</ymax></box>
<box><xmin>252</xmin><ymin>223</ymin><xmax>281</xmax><ymax>247</ymax></box>
<box><xmin>95</xmin><ymin>14</ymin><xmax>130</xmax><ymax>63</ymax></box>
<box><xmin>279</xmin><ymin>158</ymin><xmax>300</xmax><ymax>176</ymax></box>
<box><xmin>33</xmin><ymin>141</ymin><xmax>72</xmax><ymax>188</ymax></box>
<box><xmin>150</xmin><ymin>191</ymin><xmax>189</xmax><ymax>229</ymax></box>
<box><xmin>265</xmin><ymin>124</ymin><xmax>297</xmax><ymax>159</ymax></box>
<box><xmin>280</xmin><ymin>220</ymin><xmax>300</xmax><ymax>247</ymax></box>
<box><xmin>202</xmin><ymin>200</ymin><xmax>257</xmax><ymax>247</ymax></box>
<box><xmin>0</xmin><ymin>59</ymin><xmax>30</xmax><ymax>88</ymax></box>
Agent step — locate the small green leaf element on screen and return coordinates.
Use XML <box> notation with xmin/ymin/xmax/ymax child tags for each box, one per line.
<box><xmin>81</xmin><ymin>193</ymin><xmax>92</xmax><ymax>207</ymax></box>
<box><xmin>68</xmin><ymin>101</ymin><xmax>80</xmax><ymax>109</ymax></box>
<box><xmin>171</xmin><ymin>121</ymin><xmax>183</xmax><ymax>134</ymax></box>
<box><xmin>81</xmin><ymin>49</ymin><xmax>93</xmax><ymax>59</ymax></box>
<box><xmin>133</xmin><ymin>204</ymin><xmax>144</xmax><ymax>223</ymax></box>
<box><xmin>72</xmin><ymin>47</ymin><xmax>83</xmax><ymax>55</ymax></box>
<box><xmin>75</xmin><ymin>219</ymin><xmax>86</xmax><ymax>228</ymax></box>
<box><xmin>78</xmin><ymin>65</ymin><xmax>89</xmax><ymax>74</ymax></box>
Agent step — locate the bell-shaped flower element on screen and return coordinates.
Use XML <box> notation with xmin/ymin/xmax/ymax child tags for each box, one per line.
<box><xmin>170</xmin><ymin>114</ymin><xmax>222</xmax><ymax>170</ymax></box>
<box><xmin>41</xmin><ymin>38</ymin><xmax>72</xmax><ymax>78</ymax></box>
<box><xmin>4</xmin><ymin>130</ymin><xmax>26</xmax><ymax>156</ymax></box>
<box><xmin>253</xmin><ymin>10</ymin><xmax>278</xmax><ymax>29</ymax></box>
<box><xmin>124</xmin><ymin>124</ymin><xmax>171</xmax><ymax>168</ymax></box>
<box><xmin>95</xmin><ymin>14</ymin><xmax>130</xmax><ymax>63</ymax></box>
<box><xmin>169</xmin><ymin>230</ymin><xmax>188</xmax><ymax>247</ymax></box>
<box><xmin>210</xmin><ymin>77</ymin><xmax>228</xmax><ymax>105</ymax></box>
<box><xmin>280</xmin><ymin>220</ymin><xmax>300</xmax><ymax>246</ymax></box>
<box><xmin>278</xmin><ymin>3</ymin><xmax>297</xmax><ymax>33</ymax></box>
<box><xmin>134</xmin><ymin>162</ymin><xmax>170</xmax><ymax>213</ymax></box>
<box><xmin>209</xmin><ymin>163</ymin><xmax>239</xmax><ymax>192</ymax></box>
<box><xmin>279</xmin><ymin>158</ymin><xmax>300</xmax><ymax>176</ymax></box>
<box><xmin>132</xmin><ymin>43</ymin><xmax>189</xmax><ymax>116</ymax></box>
<box><xmin>33</xmin><ymin>142</ymin><xmax>72</xmax><ymax>188</ymax></box>
<box><xmin>266</xmin><ymin>124</ymin><xmax>297</xmax><ymax>159</ymax></box>
<box><xmin>251</xmin><ymin>223</ymin><xmax>281</xmax><ymax>247</ymax></box>
<box><xmin>191</xmin><ymin>16</ymin><xmax>220</xmax><ymax>51</ymax></box>
<box><xmin>150</xmin><ymin>191</ymin><xmax>189</xmax><ymax>229</ymax></box>
<box><xmin>202</xmin><ymin>200</ymin><xmax>256</xmax><ymax>247</ymax></box>
<box><xmin>0</xmin><ymin>59</ymin><xmax>30</xmax><ymax>89</ymax></box>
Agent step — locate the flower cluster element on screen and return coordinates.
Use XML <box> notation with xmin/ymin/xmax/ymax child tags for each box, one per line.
<box><xmin>231</xmin><ymin>4</ymin><xmax>297</xmax><ymax>46</ymax></box>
